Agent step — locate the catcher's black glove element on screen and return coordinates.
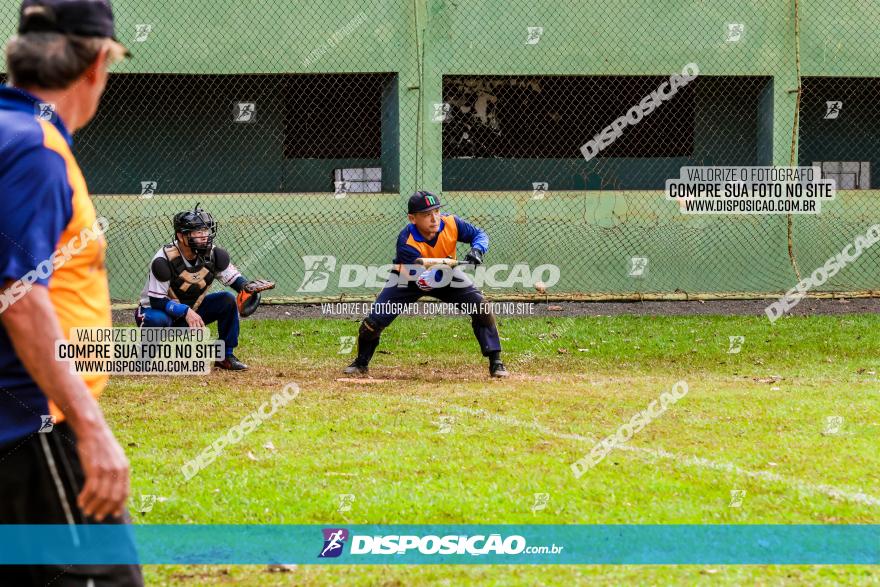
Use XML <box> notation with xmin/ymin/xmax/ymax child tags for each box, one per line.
<box><xmin>236</xmin><ymin>280</ymin><xmax>276</xmax><ymax>317</ymax></box>
<box><xmin>242</xmin><ymin>279</ymin><xmax>275</xmax><ymax>294</ymax></box>
<box><xmin>464</xmin><ymin>248</ymin><xmax>483</xmax><ymax>266</ymax></box>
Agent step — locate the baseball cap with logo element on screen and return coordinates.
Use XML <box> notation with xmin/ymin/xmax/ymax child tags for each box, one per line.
<box><xmin>18</xmin><ymin>0</ymin><xmax>131</xmax><ymax>56</ymax></box>
<box><xmin>407</xmin><ymin>190</ymin><xmax>442</xmax><ymax>214</ymax></box>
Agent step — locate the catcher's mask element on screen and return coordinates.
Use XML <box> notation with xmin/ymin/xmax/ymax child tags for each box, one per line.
<box><xmin>173</xmin><ymin>203</ymin><xmax>217</xmax><ymax>259</ymax></box>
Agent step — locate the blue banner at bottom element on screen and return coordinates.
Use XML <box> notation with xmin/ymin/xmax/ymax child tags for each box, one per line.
<box><xmin>0</xmin><ymin>525</ymin><xmax>878</xmax><ymax>565</ymax></box>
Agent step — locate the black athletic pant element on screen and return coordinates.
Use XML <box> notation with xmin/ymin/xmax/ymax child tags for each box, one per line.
<box><xmin>0</xmin><ymin>422</ymin><xmax>143</xmax><ymax>586</ymax></box>
<box><xmin>355</xmin><ymin>269</ymin><xmax>502</xmax><ymax>366</ymax></box>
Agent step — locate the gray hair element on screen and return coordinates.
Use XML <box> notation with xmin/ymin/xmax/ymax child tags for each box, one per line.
<box><xmin>5</xmin><ymin>32</ymin><xmax>118</xmax><ymax>90</ymax></box>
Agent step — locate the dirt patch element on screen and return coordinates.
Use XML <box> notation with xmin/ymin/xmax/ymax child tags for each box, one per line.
<box><xmin>335</xmin><ymin>377</ymin><xmax>394</xmax><ymax>384</ymax></box>
<box><xmin>114</xmin><ymin>297</ymin><xmax>880</xmax><ymax>324</ymax></box>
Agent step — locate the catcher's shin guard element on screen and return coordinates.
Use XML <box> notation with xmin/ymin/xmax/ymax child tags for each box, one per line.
<box><xmin>354</xmin><ymin>318</ymin><xmax>384</xmax><ymax>365</ymax></box>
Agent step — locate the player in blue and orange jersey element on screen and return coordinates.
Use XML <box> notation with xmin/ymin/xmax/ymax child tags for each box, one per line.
<box><xmin>0</xmin><ymin>0</ymin><xmax>142</xmax><ymax>584</ymax></box>
<box><xmin>343</xmin><ymin>191</ymin><xmax>509</xmax><ymax>378</ymax></box>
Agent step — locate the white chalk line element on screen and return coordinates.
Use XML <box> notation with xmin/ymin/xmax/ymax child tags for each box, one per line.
<box><xmin>411</xmin><ymin>397</ymin><xmax>880</xmax><ymax>508</ymax></box>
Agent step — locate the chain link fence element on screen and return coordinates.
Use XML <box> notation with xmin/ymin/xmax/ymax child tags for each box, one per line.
<box><xmin>2</xmin><ymin>0</ymin><xmax>879</xmax><ymax>303</ymax></box>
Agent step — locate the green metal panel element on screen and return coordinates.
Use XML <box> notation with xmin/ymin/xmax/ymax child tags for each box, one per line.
<box><xmin>2</xmin><ymin>0</ymin><xmax>879</xmax><ymax>300</ymax></box>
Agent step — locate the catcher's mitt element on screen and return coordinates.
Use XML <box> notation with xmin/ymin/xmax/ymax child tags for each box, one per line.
<box><xmin>242</xmin><ymin>279</ymin><xmax>275</xmax><ymax>294</ymax></box>
<box><xmin>236</xmin><ymin>280</ymin><xmax>275</xmax><ymax>317</ymax></box>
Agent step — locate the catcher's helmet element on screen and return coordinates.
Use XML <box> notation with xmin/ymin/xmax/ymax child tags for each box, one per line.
<box><xmin>173</xmin><ymin>203</ymin><xmax>217</xmax><ymax>258</ymax></box>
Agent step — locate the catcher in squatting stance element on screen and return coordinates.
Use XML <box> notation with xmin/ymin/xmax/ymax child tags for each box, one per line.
<box><xmin>134</xmin><ymin>204</ymin><xmax>275</xmax><ymax>370</ymax></box>
<box><xmin>343</xmin><ymin>191</ymin><xmax>509</xmax><ymax>378</ymax></box>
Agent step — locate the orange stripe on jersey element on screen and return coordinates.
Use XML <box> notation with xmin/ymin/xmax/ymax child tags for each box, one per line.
<box><xmin>405</xmin><ymin>215</ymin><xmax>459</xmax><ymax>260</ymax></box>
<box><xmin>39</xmin><ymin>120</ymin><xmax>112</xmax><ymax>422</ymax></box>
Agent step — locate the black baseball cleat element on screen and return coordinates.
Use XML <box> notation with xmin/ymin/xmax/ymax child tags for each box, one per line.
<box><xmin>215</xmin><ymin>354</ymin><xmax>248</xmax><ymax>371</ymax></box>
<box><xmin>343</xmin><ymin>361</ymin><xmax>369</xmax><ymax>376</ymax></box>
<box><xmin>489</xmin><ymin>360</ymin><xmax>509</xmax><ymax>378</ymax></box>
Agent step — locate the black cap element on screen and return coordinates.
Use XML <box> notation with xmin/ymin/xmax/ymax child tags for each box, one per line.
<box><xmin>408</xmin><ymin>190</ymin><xmax>442</xmax><ymax>214</ymax></box>
<box><xmin>18</xmin><ymin>0</ymin><xmax>130</xmax><ymax>56</ymax></box>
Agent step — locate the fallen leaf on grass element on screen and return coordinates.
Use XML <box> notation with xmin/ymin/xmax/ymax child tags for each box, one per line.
<box><xmin>753</xmin><ymin>375</ymin><xmax>782</xmax><ymax>384</ymax></box>
<box><xmin>267</xmin><ymin>564</ymin><xmax>297</xmax><ymax>573</ymax></box>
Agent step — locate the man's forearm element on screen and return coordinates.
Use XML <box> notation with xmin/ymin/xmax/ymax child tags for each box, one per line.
<box><xmin>231</xmin><ymin>275</ymin><xmax>248</xmax><ymax>292</ymax></box>
<box><xmin>0</xmin><ymin>283</ymin><xmax>107</xmax><ymax>433</ymax></box>
<box><xmin>150</xmin><ymin>295</ymin><xmax>188</xmax><ymax>318</ymax></box>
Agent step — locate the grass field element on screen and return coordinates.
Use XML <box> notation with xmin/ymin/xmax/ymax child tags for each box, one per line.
<box><xmin>105</xmin><ymin>312</ymin><xmax>880</xmax><ymax>585</ymax></box>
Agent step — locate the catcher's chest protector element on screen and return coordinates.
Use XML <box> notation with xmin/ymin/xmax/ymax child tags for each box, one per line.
<box><xmin>163</xmin><ymin>244</ymin><xmax>215</xmax><ymax>310</ymax></box>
